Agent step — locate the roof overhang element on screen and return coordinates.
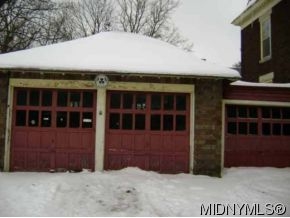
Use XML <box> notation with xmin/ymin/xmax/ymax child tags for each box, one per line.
<box><xmin>232</xmin><ymin>0</ymin><xmax>282</xmax><ymax>29</ymax></box>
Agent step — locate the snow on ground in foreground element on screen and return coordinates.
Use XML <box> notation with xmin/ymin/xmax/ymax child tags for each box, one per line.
<box><xmin>0</xmin><ymin>167</ymin><xmax>289</xmax><ymax>216</ymax></box>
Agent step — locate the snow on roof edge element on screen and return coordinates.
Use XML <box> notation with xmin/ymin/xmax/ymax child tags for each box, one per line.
<box><xmin>231</xmin><ymin>80</ymin><xmax>290</xmax><ymax>88</ymax></box>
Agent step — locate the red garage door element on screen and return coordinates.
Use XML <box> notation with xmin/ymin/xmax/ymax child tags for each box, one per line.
<box><xmin>11</xmin><ymin>88</ymin><xmax>96</xmax><ymax>171</ymax></box>
<box><xmin>105</xmin><ymin>91</ymin><xmax>190</xmax><ymax>173</ymax></box>
<box><xmin>225</xmin><ymin>105</ymin><xmax>290</xmax><ymax>167</ymax></box>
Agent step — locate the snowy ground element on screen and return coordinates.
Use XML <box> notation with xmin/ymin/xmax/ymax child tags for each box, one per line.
<box><xmin>0</xmin><ymin>167</ymin><xmax>289</xmax><ymax>216</ymax></box>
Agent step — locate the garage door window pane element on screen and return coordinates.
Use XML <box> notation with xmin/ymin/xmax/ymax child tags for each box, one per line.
<box><xmin>136</xmin><ymin>94</ymin><xmax>146</xmax><ymax>110</ymax></box>
<box><xmin>42</xmin><ymin>91</ymin><xmax>52</xmax><ymax>106</ymax></box>
<box><xmin>110</xmin><ymin>113</ymin><xmax>120</xmax><ymax>129</ymax></box>
<box><xmin>176</xmin><ymin>95</ymin><xmax>186</xmax><ymax>111</ymax></box>
<box><xmin>176</xmin><ymin>115</ymin><xmax>186</xmax><ymax>131</ymax></box>
<box><xmin>123</xmin><ymin>94</ymin><xmax>133</xmax><ymax>109</ymax></box>
<box><xmin>249</xmin><ymin>107</ymin><xmax>257</xmax><ymax>118</ymax></box>
<box><xmin>57</xmin><ymin>112</ymin><xmax>67</xmax><ymax>127</ymax></box>
<box><xmin>29</xmin><ymin>111</ymin><xmax>39</xmax><ymax>127</ymax></box>
<box><xmin>249</xmin><ymin>123</ymin><xmax>258</xmax><ymax>135</ymax></box>
<box><xmin>110</xmin><ymin>93</ymin><xmax>121</xmax><ymax>109</ymax></box>
<box><xmin>16</xmin><ymin>110</ymin><xmax>26</xmax><ymax>126</ymax></box>
<box><xmin>41</xmin><ymin>111</ymin><xmax>51</xmax><ymax>127</ymax></box>
<box><xmin>151</xmin><ymin>94</ymin><xmax>161</xmax><ymax>110</ymax></box>
<box><xmin>238</xmin><ymin>106</ymin><xmax>247</xmax><ymax>118</ymax></box>
<box><xmin>151</xmin><ymin>115</ymin><xmax>161</xmax><ymax>130</ymax></box>
<box><xmin>57</xmin><ymin>91</ymin><xmax>68</xmax><ymax>107</ymax></box>
<box><xmin>262</xmin><ymin>123</ymin><xmax>271</xmax><ymax>135</ymax></box>
<box><xmin>82</xmin><ymin>112</ymin><xmax>93</xmax><ymax>128</ymax></box>
<box><xmin>282</xmin><ymin>108</ymin><xmax>290</xmax><ymax>119</ymax></box>
<box><xmin>17</xmin><ymin>90</ymin><xmax>27</xmax><ymax>106</ymax></box>
<box><xmin>238</xmin><ymin>122</ymin><xmax>247</xmax><ymax>135</ymax></box>
<box><xmin>164</xmin><ymin>95</ymin><xmax>173</xmax><ymax>110</ymax></box>
<box><xmin>122</xmin><ymin>114</ymin><xmax>133</xmax><ymax>130</ymax></box>
<box><xmin>135</xmin><ymin>114</ymin><xmax>145</xmax><ymax>130</ymax></box>
<box><xmin>69</xmin><ymin>112</ymin><xmax>80</xmax><ymax>128</ymax></box>
<box><xmin>163</xmin><ymin>115</ymin><xmax>173</xmax><ymax>131</ymax></box>
<box><xmin>283</xmin><ymin>124</ymin><xmax>290</xmax><ymax>136</ymax></box>
<box><xmin>272</xmin><ymin>123</ymin><xmax>281</xmax><ymax>135</ymax></box>
<box><xmin>227</xmin><ymin>106</ymin><xmax>237</xmax><ymax>118</ymax></box>
<box><xmin>29</xmin><ymin>91</ymin><xmax>40</xmax><ymax>106</ymax></box>
<box><xmin>70</xmin><ymin>92</ymin><xmax>80</xmax><ymax>107</ymax></box>
<box><xmin>262</xmin><ymin>107</ymin><xmax>271</xmax><ymax>118</ymax></box>
<box><xmin>83</xmin><ymin>92</ymin><xmax>93</xmax><ymax>108</ymax></box>
<box><xmin>227</xmin><ymin>122</ymin><xmax>237</xmax><ymax>134</ymax></box>
<box><xmin>272</xmin><ymin>108</ymin><xmax>281</xmax><ymax>119</ymax></box>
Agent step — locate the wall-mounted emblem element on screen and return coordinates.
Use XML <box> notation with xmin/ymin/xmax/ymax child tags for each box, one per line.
<box><xmin>95</xmin><ymin>74</ymin><xmax>109</xmax><ymax>87</ymax></box>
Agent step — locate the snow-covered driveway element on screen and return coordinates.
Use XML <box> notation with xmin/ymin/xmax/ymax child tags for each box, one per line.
<box><xmin>0</xmin><ymin>167</ymin><xmax>289</xmax><ymax>216</ymax></box>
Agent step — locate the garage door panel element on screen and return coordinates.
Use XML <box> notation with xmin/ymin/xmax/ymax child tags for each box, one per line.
<box><xmin>225</xmin><ymin>105</ymin><xmax>290</xmax><ymax>167</ymax></box>
<box><xmin>11</xmin><ymin>89</ymin><xmax>96</xmax><ymax>171</ymax></box>
<box><xmin>13</xmin><ymin>131</ymin><xmax>27</xmax><ymax>148</ymax></box>
<box><xmin>106</xmin><ymin>91</ymin><xmax>190</xmax><ymax>173</ymax></box>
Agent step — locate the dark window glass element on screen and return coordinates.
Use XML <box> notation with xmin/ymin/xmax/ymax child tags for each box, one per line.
<box><xmin>151</xmin><ymin>115</ymin><xmax>161</xmax><ymax>130</ymax></box>
<box><xmin>263</xmin><ymin>38</ymin><xmax>271</xmax><ymax>58</ymax></box>
<box><xmin>272</xmin><ymin>123</ymin><xmax>281</xmax><ymax>135</ymax></box>
<box><xmin>82</xmin><ymin>112</ymin><xmax>93</xmax><ymax>128</ymax></box>
<box><xmin>163</xmin><ymin>115</ymin><xmax>173</xmax><ymax>131</ymax></box>
<box><xmin>238</xmin><ymin>106</ymin><xmax>247</xmax><ymax>118</ymax></box>
<box><xmin>29</xmin><ymin>90</ymin><xmax>40</xmax><ymax>106</ymax></box>
<box><xmin>238</xmin><ymin>122</ymin><xmax>247</xmax><ymax>135</ymax></box>
<box><xmin>41</xmin><ymin>111</ymin><xmax>51</xmax><ymax>127</ymax></box>
<box><xmin>135</xmin><ymin>114</ymin><xmax>145</xmax><ymax>130</ymax></box>
<box><xmin>176</xmin><ymin>115</ymin><xmax>186</xmax><ymax>131</ymax></box>
<box><xmin>42</xmin><ymin>91</ymin><xmax>52</xmax><ymax>106</ymax></box>
<box><xmin>28</xmin><ymin>110</ymin><xmax>39</xmax><ymax>127</ymax></box>
<box><xmin>122</xmin><ymin>114</ymin><xmax>133</xmax><ymax>130</ymax></box>
<box><xmin>83</xmin><ymin>92</ymin><xmax>93</xmax><ymax>108</ymax></box>
<box><xmin>16</xmin><ymin>90</ymin><xmax>27</xmax><ymax>106</ymax></box>
<box><xmin>272</xmin><ymin>108</ymin><xmax>281</xmax><ymax>119</ymax></box>
<box><xmin>249</xmin><ymin>107</ymin><xmax>258</xmax><ymax>118</ymax></box>
<box><xmin>283</xmin><ymin>124</ymin><xmax>290</xmax><ymax>136</ymax></box>
<box><xmin>176</xmin><ymin>95</ymin><xmax>186</xmax><ymax>111</ymax></box>
<box><xmin>262</xmin><ymin>123</ymin><xmax>271</xmax><ymax>136</ymax></box>
<box><xmin>69</xmin><ymin>112</ymin><xmax>80</xmax><ymax>128</ymax></box>
<box><xmin>249</xmin><ymin>123</ymin><xmax>258</xmax><ymax>135</ymax></box>
<box><xmin>57</xmin><ymin>91</ymin><xmax>68</xmax><ymax>107</ymax></box>
<box><xmin>109</xmin><ymin>113</ymin><xmax>120</xmax><ymax>129</ymax></box>
<box><xmin>227</xmin><ymin>106</ymin><xmax>237</xmax><ymax>118</ymax></box>
<box><xmin>123</xmin><ymin>93</ymin><xmax>133</xmax><ymax>109</ymax></box>
<box><xmin>57</xmin><ymin>112</ymin><xmax>67</xmax><ymax>127</ymax></box>
<box><xmin>262</xmin><ymin>107</ymin><xmax>271</xmax><ymax>118</ymax></box>
<box><xmin>70</xmin><ymin>92</ymin><xmax>80</xmax><ymax>107</ymax></box>
<box><xmin>164</xmin><ymin>95</ymin><xmax>174</xmax><ymax>110</ymax></box>
<box><xmin>151</xmin><ymin>94</ymin><xmax>161</xmax><ymax>110</ymax></box>
<box><xmin>227</xmin><ymin>122</ymin><xmax>237</xmax><ymax>134</ymax></box>
<box><xmin>136</xmin><ymin>94</ymin><xmax>146</xmax><ymax>110</ymax></box>
<box><xmin>16</xmin><ymin>110</ymin><xmax>26</xmax><ymax>126</ymax></box>
<box><xmin>110</xmin><ymin>93</ymin><xmax>121</xmax><ymax>109</ymax></box>
<box><xmin>282</xmin><ymin>108</ymin><xmax>290</xmax><ymax>119</ymax></box>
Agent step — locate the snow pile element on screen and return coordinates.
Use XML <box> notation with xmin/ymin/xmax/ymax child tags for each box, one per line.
<box><xmin>0</xmin><ymin>167</ymin><xmax>289</xmax><ymax>216</ymax></box>
<box><xmin>231</xmin><ymin>80</ymin><xmax>290</xmax><ymax>88</ymax></box>
<box><xmin>0</xmin><ymin>32</ymin><xmax>239</xmax><ymax>78</ymax></box>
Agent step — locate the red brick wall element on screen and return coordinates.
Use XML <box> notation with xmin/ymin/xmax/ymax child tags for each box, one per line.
<box><xmin>241</xmin><ymin>0</ymin><xmax>290</xmax><ymax>82</ymax></box>
<box><xmin>194</xmin><ymin>79</ymin><xmax>223</xmax><ymax>177</ymax></box>
<box><xmin>0</xmin><ymin>74</ymin><xmax>9</xmax><ymax>170</ymax></box>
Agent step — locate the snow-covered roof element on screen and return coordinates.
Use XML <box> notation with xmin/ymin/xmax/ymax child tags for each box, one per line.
<box><xmin>231</xmin><ymin>80</ymin><xmax>290</xmax><ymax>88</ymax></box>
<box><xmin>0</xmin><ymin>32</ymin><xmax>239</xmax><ymax>79</ymax></box>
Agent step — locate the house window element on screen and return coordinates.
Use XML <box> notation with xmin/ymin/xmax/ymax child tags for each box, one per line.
<box><xmin>260</xmin><ymin>15</ymin><xmax>271</xmax><ymax>61</ymax></box>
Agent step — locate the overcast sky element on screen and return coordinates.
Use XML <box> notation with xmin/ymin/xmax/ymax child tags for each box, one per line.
<box><xmin>173</xmin><ymin>0</ymin><xmax>248</xmax><ymax>67</ymax></box>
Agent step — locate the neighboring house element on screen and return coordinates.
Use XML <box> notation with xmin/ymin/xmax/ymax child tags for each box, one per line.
<box><xmin>223</xmin><ymin>0</ymin><xmax>290</xmax><ymax>168</ymax></box>
<box><xmin>232</xmin><ymin>0</ymin><xmax>290</xmax><ymax>83</ymax></box>
<box><xmin>0</xmin><ymin>32</ymin><xmax>239</xmax><ymax>177</ymax></box>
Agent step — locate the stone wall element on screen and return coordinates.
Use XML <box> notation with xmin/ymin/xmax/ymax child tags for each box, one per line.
<box><xmin>194</xmin><ymin>79</ymin><xmax>223</xmax><ymax>177</ymax></box>
<box><xmin>0</xmin><ymin>74</ymin><xmax>9</xmax><ymax>170</ymax></box>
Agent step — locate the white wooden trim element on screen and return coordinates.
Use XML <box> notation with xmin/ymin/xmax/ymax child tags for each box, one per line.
<box><xmin>259</xmin><ymin>12</ymin><xmax>272</xmax><ymax>62</ymax></box>
<box><xmin>3</xmin><ymin>84</ymin><xmax>13</xmax><ymax>171</ymax></box>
